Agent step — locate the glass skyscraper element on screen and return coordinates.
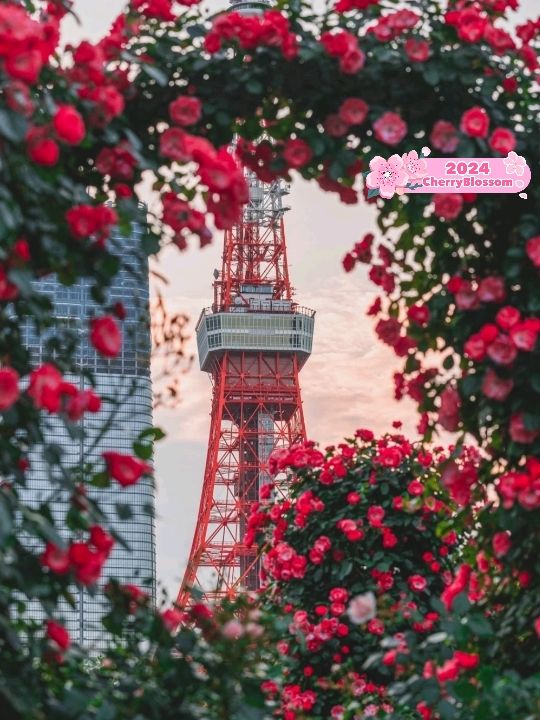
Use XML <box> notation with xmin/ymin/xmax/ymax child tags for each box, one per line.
<box><xmin>22</xmin><ymin>225</ymin><xmax>155</xmax><ymax>649</ymax></box>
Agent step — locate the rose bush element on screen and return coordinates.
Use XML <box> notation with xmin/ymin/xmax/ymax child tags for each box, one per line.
<box><xmin>0</xmin><ymin>0</ymin><xmax>539</xmax><ymax>716</ymax></box>
<box><xmin>249</xmin><ymin>430</ymin><xmax>478</xmax><ymax>719</ymax></box>
<box><xmin>250</xmin><ymin>431</ymin><xmax>540</xmax><ymax>720</ymax></box>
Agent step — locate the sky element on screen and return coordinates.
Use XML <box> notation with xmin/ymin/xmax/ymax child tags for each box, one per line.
<box><xmin>64</xmin><ymin>0</ymin><xmax>537</xmax><ymax>600</ymax></box>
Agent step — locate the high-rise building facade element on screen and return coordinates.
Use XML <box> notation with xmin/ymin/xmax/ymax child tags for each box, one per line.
<box><xmin>22</xmin><ymin>226</ymin><xmax>155</xmax><ymax>649</ymax></box>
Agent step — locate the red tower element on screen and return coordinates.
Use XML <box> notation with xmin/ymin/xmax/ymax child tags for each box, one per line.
<box><xmin>177</xmin><ymin>173</ymin><xmax>315</xmax><ymax>606</ymax></box>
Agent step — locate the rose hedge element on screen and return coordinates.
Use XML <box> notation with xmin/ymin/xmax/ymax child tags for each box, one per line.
<box><xmin>0</xmin><ymin>0</ymin><xmax>539</xmax><ymax>716</ymax></box>
<box><xmin>249</xmin><ymin>432</ymin><xmax>463</xmax><ymax>718</ymax></box>
<box><xmin>252</xmin><ymin>433</ymin><xmax>540</xmax><ymax>719</ymax></box>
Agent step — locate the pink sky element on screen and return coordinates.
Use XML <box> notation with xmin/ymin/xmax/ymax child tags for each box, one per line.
<box><xmin>65</xmin><ymin>0</ymin><xmax>537</xmax><ymax>600</ymax></box>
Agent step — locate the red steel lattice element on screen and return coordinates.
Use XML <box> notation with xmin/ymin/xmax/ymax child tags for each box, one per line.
<box><xmin>177</xmin><ymin>176</ymin><xmax>314</xmax><ymax>607</ymax></box>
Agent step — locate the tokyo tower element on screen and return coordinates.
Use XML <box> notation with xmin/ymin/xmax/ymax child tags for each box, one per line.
<box><xmin>177</xmin><ymin>167</ymin><xmax>315</xmax><ymax>606</ymax></box>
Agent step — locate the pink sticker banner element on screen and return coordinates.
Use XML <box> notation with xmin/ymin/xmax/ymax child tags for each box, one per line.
<box><xmin>406</xmin><ymin>154</ymin><xmax>531</xmax><ymax>195</ymax></box>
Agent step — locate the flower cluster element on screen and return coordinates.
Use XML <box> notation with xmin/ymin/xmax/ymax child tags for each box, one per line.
<box><xmin>254</xmin><ymin>431</ymin><xmax>457</xmax><ymax>718</ymax></box>
<box><xmin>320</xmin><ymin>30</ymin><xmax>366</xmax><ymax>74</ymax></box>
<box><xmin>159</xmin><ymin>128</ymin><xmax>248</xmax><ymax>234</ymax></box>
<box><xmin>204</xmin><ymin>10</ymin><xmax>298</xmax><ymax>59</ymax></box>
<box><xmin>41</xmin><ymin>524</ymin><xmax>115</xmax><ymax>587</ymax></box>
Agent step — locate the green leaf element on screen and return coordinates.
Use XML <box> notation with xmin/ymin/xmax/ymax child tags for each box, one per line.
<box><xmin>246</xmin><ymin>80</ymin><xmax>263</xmax><ymax>95</ymax></box>
<box><xmin>452</xmin><ymin>591</ymin><xmax>470</xmax><ymax>616</ymax></box>
<box><xmin>141</xmin><ymin>63</ymin><xmax>169</xmax><ymax>87</ymax></box>
<box><xmin>138</xmin><ymin>426</ymin><xmax>166</xmax><ymax>442</ymax></box>
<box><xmin>133</xmin><ymin>440</ymin><xmax>153</xmax><ymax>460</ymax></box>
<box><xmin>91</xmin><ymin>472</ymin><xmax>111</xmax><ymax>488</ymax></box>
<box><xmin>339</xmin><ymin>559</ymin><xmax>353</xmax><ymax>579</ymax></box>
<box><xmin>0</xmin><ymin>108</ymin><xmax>27</xmax><ymax>142</ymax></box>
<box><xmin>0</xmin><ymin>496</ymin><xmax>13</xmax><ymax>543</ymax></box>
<box><xmin>467</xmin><ymin>613</ymin><xmax>493</xmax><ymax>637</ymax></box>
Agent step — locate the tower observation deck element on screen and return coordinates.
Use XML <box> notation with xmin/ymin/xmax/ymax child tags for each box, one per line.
<box><xmin>177</xmin><ymin>169</ymin><xmax>315</xmax><ymax>606</ymax></box>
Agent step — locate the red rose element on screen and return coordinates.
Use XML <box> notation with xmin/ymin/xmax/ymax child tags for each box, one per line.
<box><xmin>509</xmin><ymin>413</ymin><xmax>540</xmax><ymax>444</ymax></box>
<box><xmin>477</xmin><ymin>276</ymin><xmax>505</xmax><ymax>303</ymax></box>
<box><xmin>329</xmin><ymin>587</ymin><xmax>349</xmax><ymax>604</ymax></box>
<box><xmin>376</xmin><ymin>446</ymin><xmax>403</xmax><ymax>467</ymax></box>
<box><xmin>0</xmin><ymin>367</ymin><xmax>19</xmax><ymax>411</ymax></box>
<box><xmin>454</xmin><ymin>8</ymin><xmax>487</xmax><ymax>43</ymax></box>
<box><xmin>12</xmin><ymin>238</ymin><xmax>30</xmax><ymax>263</ymax></box>
<box><xmin>283</xmin><ymin>138</ymin><xmax>312</xmax><ymax>168</ymax></box>
<box><xmin>367</xmin><ymin>505</ymin><xmax>385</xmax><ymax>528</ymax></box>
<box><xmin>430</xmin><ymin>120</ymin><xmax>459</xmax><ymax>153</ymax></box>
<box><xmin>447</xmin><ymin>275</ymin><xmax>465</xmax><ymax>294</ymax></box>
<box><xmin>492</xmin><ymin>531</ymin><xmax>511</xmax><ymax>558</ymax></box>
<box><xmin>26</xmin><ymin>127</ymin><xmax>60</xmax><ymax>166</ymax></box>
<box><xmin>460</xmin><ymin>107</ymin><xmax>490</xmax><ymax>138</ymax></box>
<box><xmin>373</xmin><ymin>112</ymin><xmax>407</xmax><ymax>146</ymax></box>
<box><xmin>510</xmin><ymin>320</ymin><xmax>540</xmax><ymax>351</ymax></box>
<box><xmin>324</xmin><ymin>114</ymin><xmax>348</xmax><ymax>137</ymax></box>
<box><xmin>407</xmin><ymin>303</ymin><xmax>430</xmax><ymax>326</ymax></box>
<box><xmin>320</xmin><ymin>30</ymin><xmax>365</xmax><ymax>74</ymax></box>
<box><xmin>90</xmin><ymin>315</ymin><xmax>122</xmax><ymax>357</ymax></box>
<box><xmin>489</xmin><ymin>127</ymin><xmax>516</xmax><ymax>155</ymax></box>
<box><xmin>433</xmin><ymin>193</ymin><xmax>463</xmax><ymax>220</ymax></box>
<box><xmin>103</xmin><ymin>451</ymin><xmax>152</xmax><ymax>486</ymax></box>
<box><xmin>338</xmin><ymin>98</ymin><xmax>369</xmax><ymax>125</ymax></box>
<box><xmin>454</xmin><ymin>651</ymin><xmax>479</xmax><ymax>670</ymax></box>
<box><xmin>40</xmin><ymin>542</ymin><xmax>70</xmax><ymax>574</ymax></box>
<box><xmin>162</xmin><ymin>608</ymin><xmax>183</xmax><ymax>632</ymax></box>
<box><xmin>87</xmin><ymin>84</ymin><xmax>125</xmax><ymax>125</ymax></box>
<box><xmin>481</xmin><ymin>368</ymin><xmax>513</xmax><ymax>401</ymax></box>
<box><xmin>408</xmin><ymin>480</ymin><xmax>424</xmax><ymax>496</ymax></box>
<box><xmin>408</xmin><ymin>574</ymin><xmax>427</xmax><ymax>592</ymax></box>
<box><xmin>340</xmin><ymin>47</ymin><xmax>365</xmax><ymax>74</ymax></box>
<box><xmin>438</xmin><ymin>386</ymin><xmax>461</xmax><ymax>432</ymax></box>
<box><xmin>27</xmin><ymin>363</ymin><xmax>63</xmax><ymax>413</ymax></box>
<box><xmin>519</xmin><ymin>44</ymin><xmax>538</xmax><ymax>71</ymax></box>
<box><xmin>502</xmin><ymin>76</ymin><xmax>518</xmax><ymax>93</ymax></box>
<box><xmin>405</xmin><ymin>38</ymin><xmax>430</xmax><ymax>62</ymax></box>
<box><xmin>526</xmin><ymin>236</ymin><xmax>540</xmax><ymax>267</ymax></box>
<box><xmin>484</xmin><ymin>25</ymin><xmax>515</xmax><ymax>54</ymax></box>
<box><xmin>89</xmin><ymin>525</ymin><xmax>115</xmax><ymax>554</ymax></box>
<box><xmin>169</xmin><ymin>95</ymin><xmax>202</xmax><ymax>127</ymax></box>
<box><xmin>69</xmin><ymin>542</ymin><xmax>107</xmax><ymax>585</ymax></box>
<box><xmin>66</xmin><ymin>388</ymin><xmax>101</xmax><ymax>421</ymax></box>
<box><xmin>375</xmin><ymin>317</ymin><xmax>401</xmax><ymax>347</ymax></box>
<box><xmin>5</xmin><ymin>81</ymin><xmax>34</xmax><ymax>117</ymax></box>
<box><xmin>96</xmin><ymin>142</ymin><xmax>137</xmax><ymax>181</ymax></box>
<box><xmin>66</xmin><ymin>205</ymin><xmax>95</xmax><ymax>238</ymax></box>
<box><xmin>496</xmin><ymin>305</ymin><xmax>521</xmax><ymax>330</ymax></box>
<box><xmin>53</xmin><ymin>105</ymin><xmax>86</xmax><ymax>145</ymax></box>
<box><xmin>45</xmin><ymin>620</ymin><xmax>71</xmax><ymax>652</ymax></box>
<box><xmin>487</xmin><ymin>334</ymin><xmax>517</xmax><ymax>365</ymax></box>
<box><xmin>342</xmin><ymin>252</ymin><xmax>356</xmax><ymax>273</ymax></box>
<box><xmin>464</xmin><ymin>333</ymin><xmax>487</xmax><ymax>361</ymax></box>
<box><xmin>5</xmin><ymin>48</ymin><xmax>42</xmax><ymax>84</ymax></box>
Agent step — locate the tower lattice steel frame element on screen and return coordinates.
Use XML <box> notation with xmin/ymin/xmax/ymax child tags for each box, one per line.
<box><xmin>177</xmin><ymin>171</ymin><xmax>314</xmax><ymax>606</ymax></box>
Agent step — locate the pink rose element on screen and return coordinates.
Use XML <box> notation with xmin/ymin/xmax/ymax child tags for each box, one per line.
<box><xmin>346</xmin><ymin>592</ymin><xmax>377</xmax><ymax>625</ymax></box>
<box><xmin>222</xmin><ymin>619</ymin><xmax>245</xmax><ymax>640</ymax></box>
<box><xmin>373</xmin><ymin>112</ymin><xmax>408</xmax><ymax>146</ymax></box>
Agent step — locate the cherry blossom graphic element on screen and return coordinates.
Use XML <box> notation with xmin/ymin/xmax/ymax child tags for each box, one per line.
<box><xmin>503</xmin><ymin>150</ymin><xmax>527</xmax><ymax>176</ymax></box>
<box><xmin>366</xmin><ymin>154</ymin><xmax>409</xmax><ymax>199</ymax></box>
<box><xmin>402</xmin><ymin>149</ymin><xmax>428</xmax><ymax>183</ymax></box>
